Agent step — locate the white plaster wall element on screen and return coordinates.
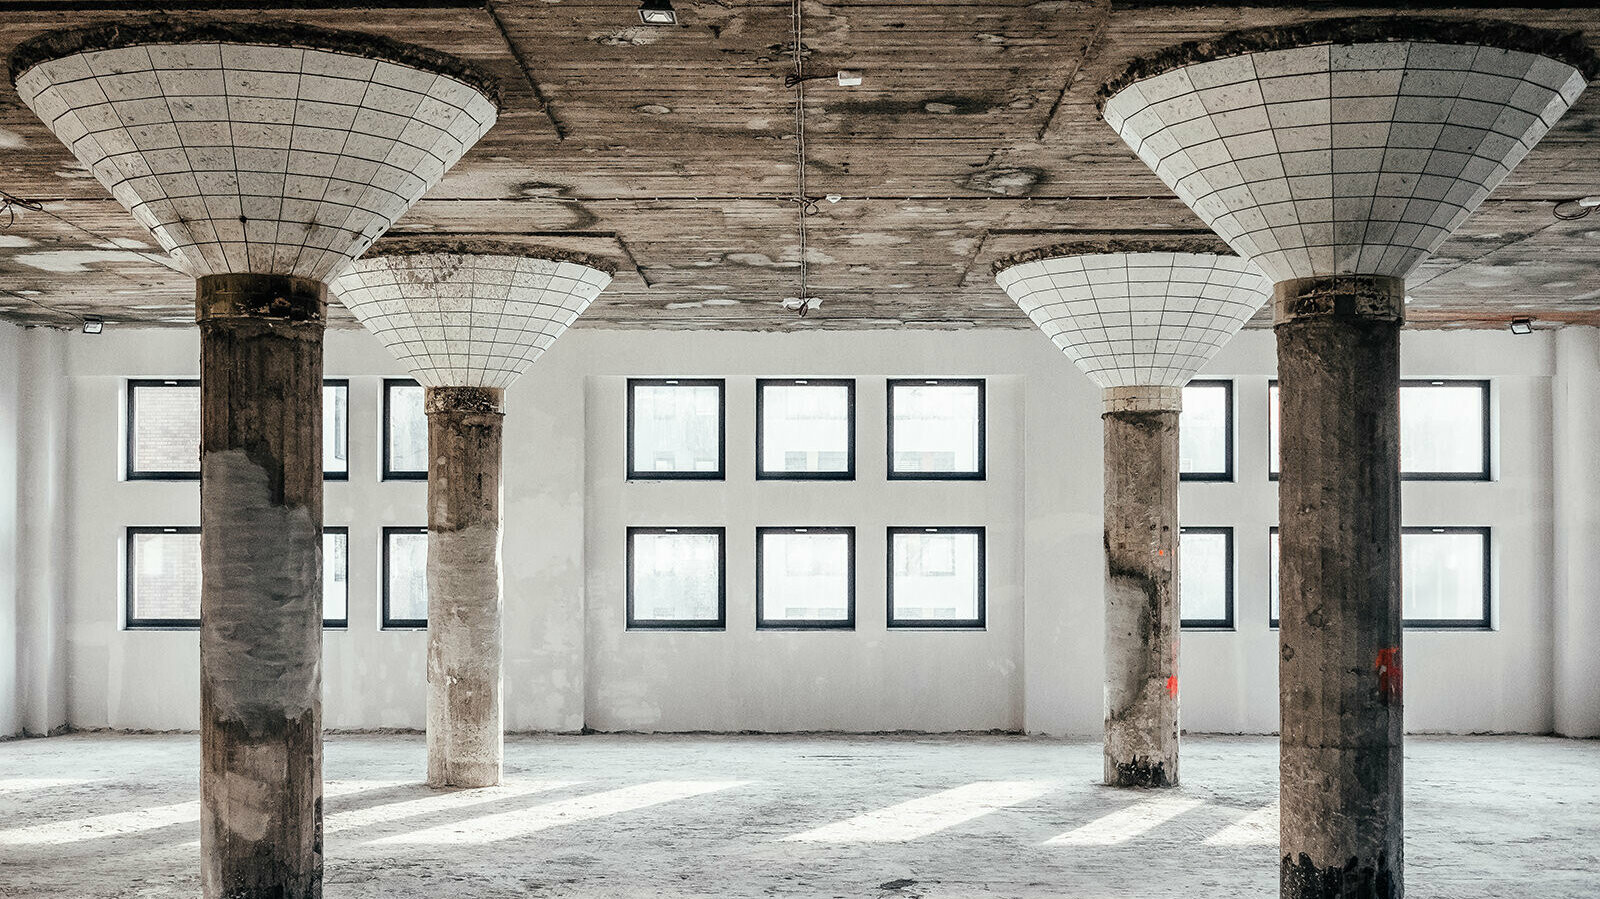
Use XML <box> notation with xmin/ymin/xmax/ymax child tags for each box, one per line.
<box><xmin>0</xmin><ymin>323</ymin><xmax>19</xmax><ymax>736</ymax></box>
<box><xmin>1552</xmin><ymin>328</ymin><xmax>1600</xmax><ymax>738</ymax></box>
<box><xmin>34</xmin><ymin>324</ymin><xmax>1579</xmax><ymax>736</ymax></box>
<box><xmin>1181</xmin><ymin>330</ymin><xmax>1558</xmax><ymax>735</ymax></box>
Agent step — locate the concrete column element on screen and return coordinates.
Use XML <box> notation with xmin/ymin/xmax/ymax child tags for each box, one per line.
<box><xmin>1553</xmin><ymin>327</ymin><xmax>1600</xmax><ymax>738</ymax></box>
<box><xmin>1102</xmin><ymin>385</ymin><xmax>1181</xmax><ymax>788</ymax></box>
<box><xmin>1275</xmin><ymin>275</ymin><xmax>1404</xmax><ymax>899</ymax></box>
<box><xmin>424</xmin><ymin>385</ymin><xmax>506</xmax><ymax>788</ymax></box>
<box><xmin>197</xmin><ymin>274</ymin><xmax>325</xmax><ymax>899</ymax></box>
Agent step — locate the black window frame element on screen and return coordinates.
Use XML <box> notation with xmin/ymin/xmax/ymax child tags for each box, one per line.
<box><xmin>1401</xmin><ymin>526</ymin><xmax>1492</xmax><ymax>630</ymax></box>
<box><xmin>128</xmin><ymin>378</ymin><xmax>352</xmax><ymax>481</ymax></box>
<box><xmin>322</xmin><ymin>526</ymin><xmax>350</xmax><ymax>629</ymax></box>
<box><xmin>755</xmin><ymin>379</ymin><xmax>856</xmax><ymax>481</ymax></box>
<box><xmin>755</xmin><ymin>526</ymin><xmax>856</xmax><ymax>630</ymax></box>
<box><xmin>886</xmin><ymin>379</ymin><xmax>987</xmax><ymax>481</ymax></box>
<box><xmin>626</xmin><ymin>379</ymin><xmax>727</xmax><ymax>481</ymax></box>
<box><xmin>1179</xmin><ymin>379</ymin><xmax>1234</xmax><ymax>482</ymax></box>
<box><xmin>382</xmin><ymin>526</ymin><xmax>429</xmax><ymax>629</ymax></box>
<box><xmin>885</xmin><ymin>526</ymin><xmax>987</xmax><ymax>629</ymax></box>
<box><xmin>125</xmin><ymin>525</ymin><xmax>202</xmax><ymax>629</ymax></box>
<box><xmin>1398</xmin><ymin>380</ymin><xmax>1492</xmax><ymax>482</ymax></box>
<box><xmin>1270</xmin><ymin>525</ymin><xmax>1491</xmax><ymax>630</ymax></box>
<box><xmin>1270</xmin><ymin>379</ymin><xmax>1492</xmax><ymax>481</ymax></box>
<box><xmin>382</xmin><ymin>378</ymin><xmax>428</xmax><ymax>481</ymax></box>
<box><xmin>126</xmin><ymin>379</ymin><xmax>200</xmax><ymax>481</ymax></box>
<box><xmin>1179</xmin><ymin>526</ymin><xmax>1235</xmax><ymax>630</ymax></box>
<box><xmin>625</xmin><ymin>526</ymin><xmax>727</xmax><ymax>630</ymax></box>
<box><xmin>1269</xmin><ymin>525</ymin><xmax>1280</xmax><ymax>629</ymax></box>
<box><xmin>1268</xmin><ymin>379</ymin><xmax>1280</xmax><ymax>482</ymax></box>
<box><xmin>323</xmin><ymin>379</ymin><xmax>351</xmax><ymax>482</ymax></box>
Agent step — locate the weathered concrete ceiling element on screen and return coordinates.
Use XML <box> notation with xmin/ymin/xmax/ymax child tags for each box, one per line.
<box><xmin>1</xmin><ymin>1</ymin><xmax>1598</xmax><ymax>331</ymax></box>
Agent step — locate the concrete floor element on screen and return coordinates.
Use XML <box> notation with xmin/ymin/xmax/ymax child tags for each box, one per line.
<box><xmin>0</xmin><ymin>733</ymin><xmax>1595</xmax><ymax>898</ymax></box>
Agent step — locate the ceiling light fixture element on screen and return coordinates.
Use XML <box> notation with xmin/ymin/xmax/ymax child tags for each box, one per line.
<box><xmin>82</xmin><ymin>316</ymin><xmax>103</xmax><ymax>334</ymax></box>
<box><xmin>638</xmin><ymin>0</ymin><xmax>676</xmax><ymax>26</ymax></box>
<box><xmin>1509</xmin><ymin>318</ymin><xmax>1534</xmax><ymax>335</ymax></box>
<box><xmin>836</xmin><ymin>70</ymin><xmax>863</xmax><ymax>86</ymax></box>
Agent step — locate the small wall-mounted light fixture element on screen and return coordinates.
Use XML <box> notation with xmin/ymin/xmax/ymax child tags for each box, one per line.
<box><xmin>1509</xmin><ymin>318</ymin><xmax>1535</xmax><ymax>335</ymax></box>
<box><xmin>82</xmin><ymin>316</ymin><xmax>104</xmax><ymax>334</ymax></box>
<box><xmin>639</xmin><ymin>0</ymin><xmax>676</xmax><ymax>25</ymax></box>
<box><xmin>836</xmin><ymin>70</ymin><xmax>863</xmax><ymax>87</ymax></box>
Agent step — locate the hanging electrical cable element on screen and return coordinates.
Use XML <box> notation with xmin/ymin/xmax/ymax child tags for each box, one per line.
<box><xmin>785</xmin><ymin>0</ymin><xmax>819</xmax><ymax>319</ymax></box>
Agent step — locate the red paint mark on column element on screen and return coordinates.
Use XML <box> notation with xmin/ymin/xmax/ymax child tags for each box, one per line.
<box><xmin>1376</xmin><ymin>648</ymin><xmax>1402</xmax><ymax>705</ymax></box>
<box><xmin>1166</xmin><ymin>676</ymin><xmax>1179</xmax><ymax>699</ymax></box>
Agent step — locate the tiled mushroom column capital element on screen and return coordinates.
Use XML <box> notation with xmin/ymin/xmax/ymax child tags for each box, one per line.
<box><xmin>996</xmin><ymin>243</ymin><xmax>1271</xmax><ymax>788</ymax></box>
<box><xmin>1099</xmin><ymin>16</ymin><xmax>1596</xmax><ymax>898</ymax></box>
<box><xmin>10</xmin><ymin>21</ymin><xmax>498</xmax><ymax>897</ymax></box>
<box><xmin>336</xmin><ymin>242</ymin><xmax>613</xmax><ymax>789</ymax></box>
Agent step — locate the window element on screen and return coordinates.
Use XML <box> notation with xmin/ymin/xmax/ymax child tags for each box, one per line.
<box><xmin>126</xmin><ymin>526</ymin><xmax>201</xmax><ymax>627</ymax></box>
<box><xmin>323</xmin><ymin>527</ymin><xmax>349</xmax><ymax>628</ymax></box>
<box><xmin>383</xmin><ymin>527</ymin><xmax>429</xmax><ymax>629</ymax></box>
<box><xmin>627</xmin><ymin>379</ymin><xmax>725</xmax><ymax>480</ymax></box>
<box><xmin>1180</xmin><ymin>381</ymin><xmax>1233</xmax><ymax>481</ymax></box>
<box><xmin>1271</xmin><ymin>526</ymin><xmax>1490</xmax><ymax>629</ymax></box>
<box><xmin>384</xmin><ymin>379</ymin><xmax>428</xmax><ymax>480</ymax></box>
<box><xmin>756</xmin><ymin>527</ymin><xmax>854</xmax><ymax>628</ymax></box>
<box><xmin>1268</xmin><ymin>381</ymin><xmax>1280</xmax><ymax>480</ymax></box>
<box><xmin>1402</xmin><ymin>527</ymin><xmax>1491</xmax><ymax>628</ymax></box>
<box><xmin>1400</xmin><ymin>381</ymin><xmax>1490</xmax><ymax>480</ymax></box>
<box><xmin>1269</xmin><ymin>526</ymin><xmax>1280</xmax><ymax>628</ymax></box>
<box><xmin>127</xmin><ymin>526</ymin><xmax>347</xmax><ymax>629</ymax></box>
<box><xmin>324</xmin><ymin>380</ymin><xmax>350</xmax><ymax>480</ymax></box>
<box><xmin>887</xmin><ymin>379</ymin><xmax>985</xmax><ymax>479</ymax></box>
<box><xmin>1270</xmin><ymin>380</ymin><xmax>1490</xmax><ymax>480</ymax></box>
<box><xmin>887</xmin><ymin>527</ymin><xmax>985</xmax><ymax>628</ymax></box>
<box><xmin>626</xmin><ymin>527</ymin><xmax>726</xmax><ymax>629</ymax></box>
<box><xmin>127</xmin><ymin>380</ymin><xmax>199</xmax><ymax>479</ymax></box>
<box><xmin>128</xmin><ymin>379</ymin><xmax>353</xmax><ymax>480</ymax></box>
<box><xmin>756</xmin><ymin>380</ymin><xmax>855</xmax><ymax>479</ymax></box>
<box><xmin>1180</xmin><ymin>527</ymin><xmax>1233</xmax><ymax>629</ymax></box>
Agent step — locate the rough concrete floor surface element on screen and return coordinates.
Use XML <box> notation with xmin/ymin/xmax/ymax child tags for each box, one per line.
<box><xmin>0</xmin><ymin>733</ymin><xmax>1595</xmax><ymax>898</ymax></box>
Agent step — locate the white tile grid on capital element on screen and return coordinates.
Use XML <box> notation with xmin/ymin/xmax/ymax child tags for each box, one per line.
<box><xmin>13</xmin><ymin>41</ymin><xmax>498</xmax><ymax>282</ymax></box>
<box><xmin>1101</xmin><ymin>40</ymin><xmax>1588</xmax><ymax>283</ymax></box>
<box><xmin>995</xmin><ymin>252</ymin><xmax>1270</xmax><ymax>390</ymax></box>
<box><xmin>335</xmin><ymin>253</ymin><xmax>613</xmax><ymax>390</ymax></box>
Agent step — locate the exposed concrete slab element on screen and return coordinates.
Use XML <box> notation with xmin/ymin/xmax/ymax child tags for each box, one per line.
<box><xmin>1</xmin><ymin>733</ymin><xmax>1596</xmax><ymax>898</ymax></box>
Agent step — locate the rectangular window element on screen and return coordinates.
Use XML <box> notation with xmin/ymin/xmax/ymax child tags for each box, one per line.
<box><xmin>126</xmin><ymin>526</ymin><xmax>201</xmax><ymax>627</ymax></box>
<box><xmin>1180</xmin><ymin>380</ymin><xmax>1233</xmax><ymax>481</ymax></box>
<box><xmin>1403</xmin><ymin>527</ymin><xmax>1491</xmax><ymax>628</ymax></box>
<box><xmin>1180</xmin><ymin>527</ymin><xmax>1233</xmax><ymax>629</ymax></box>
<box><xmin>129</xmin><ymin>379</ymin><xmax>352</xmax><ymax>480</ymax></box>
<box><xmin>127</xmin><ymin>380</ymin><xmax>200</xmax><ymax>479</ymax></box>
<box><xmin>324</xmin><ymin>380</ymin><xmax>350</xmax><ymax>480</ymax></box>
<box><xmin>756</xmin><ymin>380</ymin><xmax>855</xmax><ymax>479</ymax></box>
<box><xmin>756</xmin><ymin>527</ymin><xmax>854</xmax><ymax>628</ymax></box>
<box><xmin>1400</xmin><ymin>381</ymin><xmax>1490</xmax><ymax>480</ymax></box>
<box><xmin>1270</xmin><ymin>526</ymin><xmax>1280</xmax><ymax>628</ymax></box>
<box><xmin>384</xmin><ymin>379</ymin><xmax>428</xmax><ymax>480</ymax></box>
<box><xmin>627</xmin><ymin>379</ymin><xmax>725</xmax><ymax>479</ymax></box>
<box><xmin>127</xmin><ymin>526</ymin><xmax>347</xmax><ymax>629</ymax></box>
<box><xmin>887</xmin><ymin>527</ymin><xmax>985</xmax><ymax>628</ymax></box>
<box><xmin>323</xmin><ymin>527</ymin><xmax>349</xmax><ymax>628</ymax></box>
<box><xmin>1268</xmin><ymin>381</ymin><xmax>1280</xmax><ymax>480</ymax></box>
<box><xmin>383</xmin><ymin>526</ymin><xmax>428</xmax><ymax>629</ymax></box>
<box><xmin>1271</xmin><ymin>526</ymin><xmax>1490</xmax><ymax>629</ymax></box>
<box><xmin>887</xmin><ymin>379</ymin><xmax>985</xmax><ymax>479</ymax></box>
<box><xmin>626</xmin><ymin>527</ymin><xmax>726</xmax><ymax>629</ymax></box>
<box><xmin>1270</xmin><ymin>380</ymin><xmax>1490</xmax><ymax>480</ymax></box>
